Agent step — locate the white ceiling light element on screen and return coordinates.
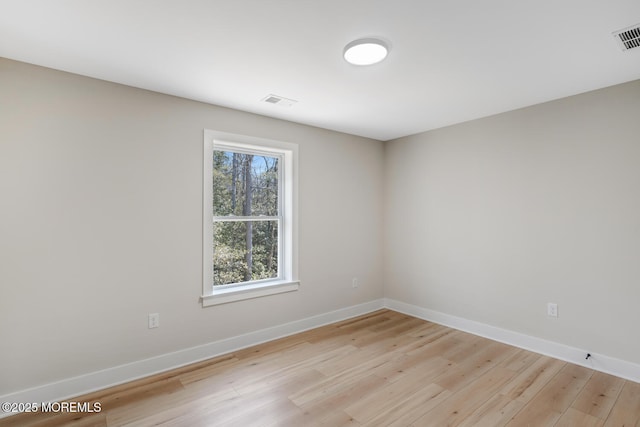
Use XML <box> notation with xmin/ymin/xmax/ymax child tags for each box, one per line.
<box><xmin>343</xmin><ymin>38</ymin><xmax>389</xmax><ymax>66</ymax></box>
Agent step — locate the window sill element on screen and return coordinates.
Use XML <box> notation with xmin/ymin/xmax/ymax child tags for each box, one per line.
<box><xmin>201</xmin><ymin>280</ymin><xmax>300</xmax><ymax>307</ymax></box>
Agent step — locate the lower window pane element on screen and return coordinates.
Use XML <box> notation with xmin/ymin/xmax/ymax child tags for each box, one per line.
<box><xmin>213</xmin><ymin>221</ymin><xmax>279</xmax><ymax>286</ymax></box>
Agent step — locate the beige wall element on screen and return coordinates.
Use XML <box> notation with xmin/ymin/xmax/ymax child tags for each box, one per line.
<box><xmin>0</xmin><ymin>58</ymin><xmax>385</xmax><ymax>394</ymax></box>
<box><xmin>384</xmin><ymin>80</ymin><xmax>640</xmax><ymax>365</ymax></box>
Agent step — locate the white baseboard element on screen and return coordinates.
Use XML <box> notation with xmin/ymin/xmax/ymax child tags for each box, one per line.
<box><xmin>0</xmin><ymin>299</ymin><xmax>385</xmax><ymax>419</ymax></box>
<box><xmin>4</xmin><ymin>297</ymin><xmax>638</xmax><ymax>420</ymax></box>
<box><xmin>384</xmin><ymin>297</ymin><xmax>640</xmax><ymax>384</ymax></box>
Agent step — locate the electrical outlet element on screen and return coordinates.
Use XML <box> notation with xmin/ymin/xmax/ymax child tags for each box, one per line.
<box><xmin>148</xmin><ymin>313</ymin><xmax>160</xmax><ymax>329</ymax></box>
<box><xmin>547</xmin><ymin>303</ymin><xmax>558</xmax><ymax>317</ymax></box>
<box><xmin>352</xmin><ymin>278</ymin><xmax>359</xmax><ymax>288</ymax></box>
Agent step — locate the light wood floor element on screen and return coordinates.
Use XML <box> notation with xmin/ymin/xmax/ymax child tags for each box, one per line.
<box><xmin>2</xmin><ymin>309</ymin><xmax>639</xmax><ymax>426</ymax></box>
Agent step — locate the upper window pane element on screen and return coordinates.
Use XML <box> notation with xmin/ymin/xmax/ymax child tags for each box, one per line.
<box><xmin>213</xmin><ymin>150</ymin><xmax>279</xmax><ymax>217</ymax></box>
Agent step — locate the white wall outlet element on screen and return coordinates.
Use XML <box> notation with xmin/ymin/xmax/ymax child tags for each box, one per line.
<box><xmin>352</xmin><ymin>278</ymin><xmax>359</xmax><ymax>288</ymax></box>
<box><xmin>547</xmin><ymin>303</ymin><xmax>558</xmax><ymax>317</ymax></box>
<box><xmin>148</xmin><ymin>313</ymin><xmax>160</xmax><ymax>329</ymax></box>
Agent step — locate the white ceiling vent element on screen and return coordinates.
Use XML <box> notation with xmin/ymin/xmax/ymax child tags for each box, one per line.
<box><xmin>261</xmin><ymin>94</ymin><xmax>298</xmax><ymax>107</ymax></box>
<box><xmin>612</xmin><ymin>24</ymin><xmax>640</xmax><ymax>51</ymax></box>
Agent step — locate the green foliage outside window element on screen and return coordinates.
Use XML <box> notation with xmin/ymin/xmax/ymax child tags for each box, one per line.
<box><xmin>212</xmin><ymin>150</ymin><xmax>279</xmax><ymax>285</ymax></box>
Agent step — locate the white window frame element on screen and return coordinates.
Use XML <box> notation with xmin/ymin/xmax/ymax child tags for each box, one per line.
<box><xmin>202</xmin><ymin>130</ymin><xmax>299</xmax><ymax>306</ymax></box>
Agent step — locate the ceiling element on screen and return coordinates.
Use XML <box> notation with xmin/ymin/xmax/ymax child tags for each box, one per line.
<box><xmin>1</xmin><ymin>1</ymin><xmax>639</xmax><ymax>141</ymax></box>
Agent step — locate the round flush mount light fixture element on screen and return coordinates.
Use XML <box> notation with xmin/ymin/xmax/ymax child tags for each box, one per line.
<box><xmin>343</xmin><ymin>38</ymin><xmax>389</xmax><ymax>66</ymax></box>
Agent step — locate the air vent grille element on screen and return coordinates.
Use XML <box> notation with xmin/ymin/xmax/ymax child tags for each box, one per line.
<box><xmin>261</xmin><ymin>94</ymin><xmax>298</xmax><ymax>107</ymax></box>
<box><xmin>613</xmin><ymin>24</ymin><xmax>640</xmax><ymax>51</ymax></box>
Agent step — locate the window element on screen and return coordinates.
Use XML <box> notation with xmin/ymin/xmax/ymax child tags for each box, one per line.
<box><xmin>202</xmin><ymin>130</ymin><xmax>298</xmax><ymax>306</ymax></box>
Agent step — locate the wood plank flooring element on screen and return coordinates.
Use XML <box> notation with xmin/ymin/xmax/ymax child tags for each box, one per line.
<box><xmin>1</xmin><ymin>309</ymin><xmax>639</xmax><ymax>426</ymax></box>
